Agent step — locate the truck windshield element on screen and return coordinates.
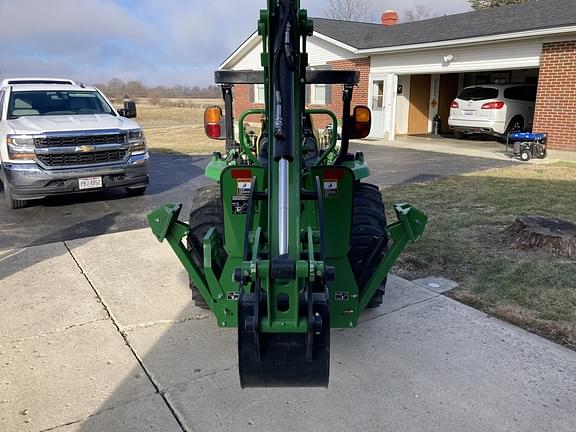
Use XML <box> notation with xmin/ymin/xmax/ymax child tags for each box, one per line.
<box><xmin>7</xmin><ymin>90</ymin><xmax>115</xmax><ymax>119</ymax></box>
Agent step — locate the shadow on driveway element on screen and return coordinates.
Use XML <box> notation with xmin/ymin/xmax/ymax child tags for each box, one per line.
<box><xmin>0</xmin><ymin>212</ymin><xmax>121</xmax><ymax>281</ymax></box>
<box><xmin>0</xmin><ymin>146</ymin><xmax>514</xmax><ymax>252</ymax></box>
<box><xmin>0</xmin><ymin>152</ymin><xmax>210</xmax><ymax>251</ymax></box>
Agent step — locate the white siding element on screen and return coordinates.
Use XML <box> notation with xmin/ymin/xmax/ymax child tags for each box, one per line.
<box><xmin>371</xmin><ymin>39</ymin><xmax>542</xmax><ymax>75</ymax></box>
<box><xmin>230</xmin><ymin>34</ymin><xmax>354</xmax><ymax>70</ymax></box>
<box><xmin>232</xmin><ymin>41</ymin><xmax>263</xmax><ymax>70</ymax></box>
<box><xmin>307</xmin><ymin>36</ymin><xmax>358</xmax><ymax>66</ymax></box>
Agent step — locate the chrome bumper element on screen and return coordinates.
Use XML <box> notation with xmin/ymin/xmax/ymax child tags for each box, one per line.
<box><xmin>2</xmin><ymin>153</ymin><xmax>149</xmax><ymax>200</ymax></box>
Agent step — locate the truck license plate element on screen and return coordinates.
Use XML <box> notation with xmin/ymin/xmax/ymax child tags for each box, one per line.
<box><xmin>79</xmin><ymin>176</ymin><xmax>103</xmax><ymax>190</ymax></box>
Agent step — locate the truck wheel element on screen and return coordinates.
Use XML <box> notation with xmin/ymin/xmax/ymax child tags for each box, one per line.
<box><xmin>186</xmin><ymin>183</ymin><xmax>224</xmax><ymax>309</ymax></box>
<box><xmin>1</xmin><ymin>175</ymin><xmax>27</xmax><ymax>209</ymax></box>
<box><xmin>349</xmin><ymin>183</ymin><xmax>389</xmax><ymax>309</ymax></box>
<box><xmin>126</xmin><ymin>186</ymin><xmax>147</xmax><ymax>196</ymax></box>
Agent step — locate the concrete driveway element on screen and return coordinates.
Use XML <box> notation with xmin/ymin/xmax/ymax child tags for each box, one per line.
<box><xmin>0</xmin><ymin>146</ymin><xmax>513</xmax><ymax>251</ymax></box>
<box><xmin>1</xmin><ymin>229</ymin><xmax>575</xmax><ymax>432</ymax></box>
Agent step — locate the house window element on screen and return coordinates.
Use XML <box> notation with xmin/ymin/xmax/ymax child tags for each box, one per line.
<box><xmin>254</xmin><ymin>84</ymin><xmax>265</xmax><ymax>104</ymax></box>
<box><xmin>372</xmin><ymin>80</ymin><xmax>384</xmax><ymax>110</ymax></box>
<box><xmin>311</xmin><ymin>83</ymin><xmax>327</xmax><ymax>105</ymax></box>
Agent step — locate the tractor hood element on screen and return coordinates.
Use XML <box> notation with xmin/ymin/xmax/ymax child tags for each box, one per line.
<box><xmin>6</xmin><ymin>114</ymin><xmax>141</xmax><ymax>135</ymax></box>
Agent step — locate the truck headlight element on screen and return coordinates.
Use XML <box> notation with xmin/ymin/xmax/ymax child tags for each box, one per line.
<box><xmin>128</xmin><ymin>129</ymin><xmax>147</xmax><ymax>155</ymax></box>
<box><xmin>7</xmin><ymin>135</ymin><xmax>36</xmax><ymax>161</ymax></box>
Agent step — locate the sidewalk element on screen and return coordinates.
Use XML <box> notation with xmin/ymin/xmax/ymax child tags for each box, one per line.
<box><xmin>1</xmin><ymin>229</ymin><xmax>575</xmax><ymax>432</ymax></box>
<box><xmin>359</xmin><ymin>136</ymin><xmax>576</xmax><ymax>163</ymax></box>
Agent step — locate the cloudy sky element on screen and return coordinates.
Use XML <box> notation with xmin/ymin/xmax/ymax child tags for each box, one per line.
<box><xmin>0</xmin><ymin>0</ymin><xmax>471</xmax><ymax>87</ymax></box>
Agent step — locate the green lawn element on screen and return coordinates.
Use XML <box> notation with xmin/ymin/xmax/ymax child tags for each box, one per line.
<box><xmin>383</xmin><ymin>162</ymin><xmax>576</xmax><ymax>349</ymax></box>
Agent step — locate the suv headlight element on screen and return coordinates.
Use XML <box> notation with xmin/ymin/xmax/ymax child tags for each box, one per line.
<box><xmin>128</xmin><ymin>129</ymin><xmax>147</xmax><ymax>155</ymax></box>
<box><xmin>7</xmin><ymin>135</ymin><xmax>36</xmax><ymax>161</ymax></box>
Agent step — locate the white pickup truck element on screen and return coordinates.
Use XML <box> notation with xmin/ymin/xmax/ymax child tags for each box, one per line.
<box><xmin>0</xmin><ymin>78</ymin><xmax>149</xmax><ymax>209</ymax></box>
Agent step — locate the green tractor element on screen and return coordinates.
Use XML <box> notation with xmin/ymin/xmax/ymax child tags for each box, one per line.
<box><xmin>148</xmin><ymin>0</ymin><xmax>427</xmax><ymax>388</ymax></box>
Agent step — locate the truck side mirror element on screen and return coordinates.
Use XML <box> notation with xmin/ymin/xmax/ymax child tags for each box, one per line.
<box><xmin>351</xmin><ymin>106</ymin><xmax>371</xmax><ymax>139</ymax></box>
<box><xmin>204</xmin><ymin>106</ymin><xmax>226</xmax><ymax>140</ymax></box>
<box><xmin>119</xmin><ymin>100</ymin><xmax>137</xmax><ymax>118</ymax></box>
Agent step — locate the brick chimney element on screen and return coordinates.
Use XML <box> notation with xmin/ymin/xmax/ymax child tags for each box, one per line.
<box><xmin>381</xmin><ymin>10</ymin><xmax>399</xmax><ymax>26</ymax></box>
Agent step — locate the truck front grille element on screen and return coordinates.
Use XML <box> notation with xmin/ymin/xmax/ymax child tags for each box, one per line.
<box><xmin>37</xmin><ymin>150</ymin><xmax>128</xmax><ymax>167</ymax></box>
<box><xmin>34</xmin><ymin>133</ymin><xmax>127</xmax><ymax>148</ymax></box>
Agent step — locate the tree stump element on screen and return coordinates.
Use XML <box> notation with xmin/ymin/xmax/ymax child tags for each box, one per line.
<box><xmin>504</xmin><ymin>216</ymin><xmax>576</xmax><ymax>259</ymax></box>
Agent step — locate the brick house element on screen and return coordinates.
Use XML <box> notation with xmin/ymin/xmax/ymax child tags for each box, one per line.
<box><xmin>221</xmin><ymin>0</ymin><xmax>576</xmax><ymax>151</ymax></box>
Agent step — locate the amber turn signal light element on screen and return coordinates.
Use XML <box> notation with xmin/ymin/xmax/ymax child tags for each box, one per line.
<box><xmin>352</xmin><ymin>105</ymin><xmax>371</xmax><ymax>139</ymax></box>
<box><xmin>204</xmin><ymin>106</ymin><xmax>225</xmax><ymax>139</ymax></box>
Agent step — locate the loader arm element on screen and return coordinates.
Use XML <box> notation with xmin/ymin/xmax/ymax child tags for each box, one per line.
<box><xmin>148</xmin><ymin>0</ymin><xmax>427</xmax><ymax>388</ymax></box>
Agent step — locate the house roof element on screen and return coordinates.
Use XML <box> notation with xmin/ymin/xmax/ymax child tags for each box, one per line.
<box><xmin>313</xmin><ymin>0</ymin><xmax>576</xmax><ymax>50</ymax></box>
<box><xmin>221</xmin><ymin>0</ymin><xmax>576</xmax><ymax>69</ymax></box>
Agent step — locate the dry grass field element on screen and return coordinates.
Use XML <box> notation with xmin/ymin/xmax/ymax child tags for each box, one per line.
<box><xmin>136</xmin><ymin>98</ymin><xmax>224</xmax><ymax>154</ymax></box>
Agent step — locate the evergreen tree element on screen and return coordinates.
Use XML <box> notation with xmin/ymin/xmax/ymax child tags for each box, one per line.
<box><xmin>469</xmin><ymin>0</ymin><xmax>534</xmax><ymax>9</ymax></box>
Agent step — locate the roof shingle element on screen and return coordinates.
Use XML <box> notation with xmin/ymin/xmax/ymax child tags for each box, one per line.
<box><xmin>313</xmin><ymin>0</ymin><xmax>576</xmax><ymax>50</ymax></box>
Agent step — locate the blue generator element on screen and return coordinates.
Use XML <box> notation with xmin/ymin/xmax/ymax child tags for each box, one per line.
<box><xmin>506</xmin><ymin>132</ymin><xmax>548</xmax><ymax>162</ymax></box>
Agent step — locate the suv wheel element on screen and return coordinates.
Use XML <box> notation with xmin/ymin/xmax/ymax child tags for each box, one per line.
<box><xmin>507</xmin><ymin>116</ymin><xmax>524</xmax><ymax>133</ymax></box>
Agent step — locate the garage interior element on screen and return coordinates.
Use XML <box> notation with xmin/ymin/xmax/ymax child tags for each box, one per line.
<box><xmin>396</xmin><ymin>68</ymin><xmax>540</xmax><ymax>138</ymax></box>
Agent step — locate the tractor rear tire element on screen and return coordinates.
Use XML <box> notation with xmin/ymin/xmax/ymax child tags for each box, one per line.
<box><xmin>187</xmin><ymin>183</ymin><xmax>224</xmax><ymax>309</ymax></box>
<box><xmin>349</xmin><ymin>183</ymin><xmax>389</xmax><ymax>309</ymax></box>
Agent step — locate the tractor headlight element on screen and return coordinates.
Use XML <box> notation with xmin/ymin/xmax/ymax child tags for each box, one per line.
<box><xmin>7</xmin><ymin>135</ymin><xmax>36</xmax><ymax>161</ymax></box>
<box><xmin>128</xmin><ymin>129</ymin><xmax>147</xmax><ymax>155</ymax></box>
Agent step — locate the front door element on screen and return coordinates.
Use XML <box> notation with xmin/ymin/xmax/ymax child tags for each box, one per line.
<box><xmin>408</xmin><ymin>75</ymin><xmax>431</xmax><ymax>135</ymax></box>
<box><xmin>369</xmin><ymin>74</ymin><xmax>397</xmax><ymax>139</ymax></box>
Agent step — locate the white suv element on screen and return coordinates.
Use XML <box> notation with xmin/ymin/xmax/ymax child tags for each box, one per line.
<box><xmin>0</xmin><ymin>78</ymin><xmax>149</xmax><ymax>209</ymax></box>
<box><xmin>448</xmin><ymin>83</ymin><xmax>537</xmax><ymax>137</ymax></box>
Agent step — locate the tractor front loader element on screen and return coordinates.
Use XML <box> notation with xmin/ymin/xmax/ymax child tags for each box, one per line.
<box><xmin>148</xmin><ymin>0</ymin><xmax>427</xmax><ymax>388</ymax></box>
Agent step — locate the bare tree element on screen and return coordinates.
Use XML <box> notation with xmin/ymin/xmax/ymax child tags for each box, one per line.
<box><xmin>403</xmin><ymin>4</ymin><xmax>434</xmax><ymax>22</ymax></box>
<box><xmin>469</xmin><ymin>0</ymin><xmax>533</xmax><ymax>9</ymax></box>
<box><xmin>95</xmin><ymin>79</ymin><xmax>221</xmax><ymax>101</ymax></box>
<box><xmin>324</xmin><ymin>0</ymin><xmax>373</xmax><ymax>22</ymax></box>
<box><xmin>125</xmin><ymin>80</ymin><xmax>146</xmax><ymax>98</ymax></box>
<box><xmin>105</xmin><ymin>78</ymin><xmax>126</xmax><ymax>100</ymax></box>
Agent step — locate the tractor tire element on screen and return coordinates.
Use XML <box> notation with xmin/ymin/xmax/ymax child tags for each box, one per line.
<box><xmin>349</xmin><ymin>182</ymin><xmax>389</xmax><ymax>309</ymax></box>
<box><xmin>186</xmin><ymin>182</ymin><xmax>224</xmax><ymax>309</ymax></box>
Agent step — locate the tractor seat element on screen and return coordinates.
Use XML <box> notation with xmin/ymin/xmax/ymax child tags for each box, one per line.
<box><xmin>258</xmin><ymin>135</ymin><xmax>269</xmax><ymax>166</ymax></box>
<box><xmin>302</xmin><ymin>131</ymin><xmax>319</xmax><ymax>166</ymax></box>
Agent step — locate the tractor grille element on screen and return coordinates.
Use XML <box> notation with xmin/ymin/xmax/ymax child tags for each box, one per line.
<box><xmin>34</xmin><ymin>133</ymin><xmax>127</xmax><ymax>148</ymax></box>
<box><xmin>37</xmin><ymin>150</ymin><xmax>128</xmax><ymax>167</ymax></box>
